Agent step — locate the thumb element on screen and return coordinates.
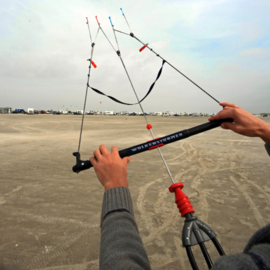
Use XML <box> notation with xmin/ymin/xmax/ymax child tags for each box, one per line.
<box><xmin>123</xmin><ymin>156</ymin><xmax>131</xmax><ymax>165</ymax></box>
<box><xmin>221</xmin><ymin>122</ymin><xmax>235</xmax><ymax>130</ymax></box>
<box><xmin>90</xmin><ymin>156</ymin><xmax>97</xmax><ymax>166</ymax></box>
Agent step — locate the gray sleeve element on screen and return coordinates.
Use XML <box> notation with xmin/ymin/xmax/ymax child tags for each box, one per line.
<box><xmin>265</xmin><ymin>143</ymin><xmax>270</xmax><ymax>157</ymax></box>
<box><xmin>212</xmin><ymin>245</ymin><xmax>270</xmax><ymax>270</ymax></box>
<box><xmin>99</xmin><ymin>186</ymin><xmax>151</xmax><ymax>270</ymax></box>
<box><xmin>212</xmin><ymin>223</ymin><xmax>270</xmax><ymax>270</ymax></box>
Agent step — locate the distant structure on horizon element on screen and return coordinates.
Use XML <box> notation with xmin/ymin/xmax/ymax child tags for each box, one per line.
<box><xmin>0</xmin><ymin>107</ymin><xmax>12</xmax><ymax>114</ymax></box>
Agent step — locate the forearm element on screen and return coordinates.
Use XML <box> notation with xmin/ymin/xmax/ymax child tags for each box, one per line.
<box><xmin>99</xmin><ymin>187</ymin><xmax>151</xmax><ymax>270</ymax></box>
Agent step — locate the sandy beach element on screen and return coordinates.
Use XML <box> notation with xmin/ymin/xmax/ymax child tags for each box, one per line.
<box><xmin>0</xmin><ymin>114</ymin><xmax>270</xmax><ymax>270</ymax></box>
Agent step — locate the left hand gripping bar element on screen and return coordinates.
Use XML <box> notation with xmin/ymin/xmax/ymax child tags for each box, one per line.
<box><xmin>72</xmin><ymin>119</ymin><xmax>233</xmax><ymax>173</ymax></box>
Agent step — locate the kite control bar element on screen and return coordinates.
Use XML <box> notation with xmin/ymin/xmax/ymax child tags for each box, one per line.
<box><xmin>72</xmin><ymin>118</ymin><xmax>233</xmax><ymax>173</ymax></box>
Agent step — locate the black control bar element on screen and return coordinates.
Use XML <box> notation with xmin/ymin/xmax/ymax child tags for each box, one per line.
<box><xmin>72</xmin><ymin>119</ymin><xmax>233</xmax><ymax>173</ymax></box>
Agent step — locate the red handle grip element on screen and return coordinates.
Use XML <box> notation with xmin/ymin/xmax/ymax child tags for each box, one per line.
<box><xmin>91</xmin><ymin>61</ymin><xmax>97</xmax><ymax>68</ymax></box>
<box><xmin>139</xmin><ymin>44</ymin><xmax>147</xmax><ymax>52</ymax></box>
<box><xmin>86</xmin><ymin>17</ymin><xmax>89</xmax><ymax>24</ymax></box>
<box><xmin>95</xmin><ymin>16</ymin><xmax>100</xmax><ymax>25</ymax></box>
<box><xmin>169</xmin><ymin>183</ymin><xmax>195</xmax><ymax>217</ymax></box>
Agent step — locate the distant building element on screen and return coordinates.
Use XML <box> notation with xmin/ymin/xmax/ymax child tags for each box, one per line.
<box><xmin>104</xmin><ymin>111</ymin><xmax>114</xmax><ymax>115</ymax></box>
<box><xmin>28</xmin><ymin>108</ymin><xmax>34</xmax><ymax>114</ymax></box>
<box><xmin>0</xmin><ymin>107</ymin><xmax>12</xmax><ymax>114</ymax></box>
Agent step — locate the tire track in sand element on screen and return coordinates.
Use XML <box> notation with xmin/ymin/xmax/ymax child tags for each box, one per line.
<box><xmin>229</xmin><ymin>176</ymin><xmax>265</xmax><ymax>227</ymax></box>
<box><xmin>137</xmin><ymin>179</ymin><xmax>186</xmax><ymax>268</ymax></box>
<box><xmin>10</xmin><ymin>212</ymin><xmax>98</xmax><ymax>269</ymax></box>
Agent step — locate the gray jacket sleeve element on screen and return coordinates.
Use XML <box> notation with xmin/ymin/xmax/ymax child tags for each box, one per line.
<box><xmin>99</xmin><ymin>186</ymin><xmax>151</xmax><ymax>270</ymax></box>
<box><xmin>212</xmin><ymin>223</ymin><xmax>270</xmax><ymax>270</ymax></box>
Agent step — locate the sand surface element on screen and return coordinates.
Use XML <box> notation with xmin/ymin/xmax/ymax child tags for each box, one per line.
<box><xmin>0</xmin><ymin>114</ymin><xmax>270</xmax><ymax>270</ymax></box>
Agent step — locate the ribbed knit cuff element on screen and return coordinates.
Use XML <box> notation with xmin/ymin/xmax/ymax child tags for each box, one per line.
<box><xmin>101</xmin><ymin>186</ymin><xmax>134</xmax><ymax>226</ymax></box>
<box><xmin>265</xmin><ymin>143</ymin><xmax>270</xmax><ymax>157</ymax></box>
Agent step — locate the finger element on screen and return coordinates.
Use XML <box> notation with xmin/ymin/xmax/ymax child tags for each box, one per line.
<box><xmin>111</xmin><ymin>146</ymin><xmax>119</xmax><ymax>155</ymax></box>
<box><xmin>123</xmin><ymin>156</ymin><xmax>131</xmax><ymax>164</ymax></box>
<box><xmin>209</xmin><ymin>110</ymin><xmax>234</xmax><ymax>121</ymax></box>
<box><xmin>219</xmin><ymin>102</ymin><xmax>237</xmax><ymax>108</ymax></box>
<box><xmin>93</xmin><ymin>149</ymin><xmax>102</xmax><ymax>160</ymax></box>
<box><xmin>99</xmin><ymin>144</ymin><xmax>110</xmax><ymax>156</ymax></box>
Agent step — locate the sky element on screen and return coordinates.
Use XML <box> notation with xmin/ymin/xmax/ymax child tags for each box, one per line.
<box><xmin>1</xmin><ymin>0</ymin><xmax>270</xmax><ymax>114</ymax></box>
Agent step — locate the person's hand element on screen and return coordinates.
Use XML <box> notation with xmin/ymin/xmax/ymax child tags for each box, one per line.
<box><xmin>90</xmin><ymin>145</ymin><xmax>131</xmax><ymax>191</ymax></box>
<box><xmin>209</xmin><ymin>102</ymin><xmax>270</xmax><ymax>143</ymax></box>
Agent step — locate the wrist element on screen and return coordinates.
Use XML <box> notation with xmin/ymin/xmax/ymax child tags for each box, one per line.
<box><xmin>258</xmin><ymin>123</ymin><xmax>270</xmax><ymax>144</ymax></box>
<box><xmin>104</xmin><ymin>181</ymin><xmax>128</xmax><ymax>191</ymax></box>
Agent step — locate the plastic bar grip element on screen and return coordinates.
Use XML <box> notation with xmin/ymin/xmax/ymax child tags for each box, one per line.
<box><xmin>139</xmin><ymin>45</ymin><xmax>147</xmax><ymax>52</ymax></box>
<box><xmin>120</xmin><ymin>8</ymin><xmax>124</xmax><ymax>15</ymax></box>
<box><xmin>91</xmin><ymin>61</ymin><xmax>97</xmax><ymax>68</ymax></box>
<box><xmin>109</xmin><ymin>16</ymin><xmax>114</xmax><ymax>27</ymax></box>
<box><xmin>95</xmin><ymin>16</ymin><xmax>100</xmax><ymax>25</ymax></box>
<box><xmin>86</xmin><ymin>17</ymin><xmax>89</xmax><ymax>24</ymax></box>
<box><xmin>72</xmin><ymin>119</ymin><xmax>233</xmax><ymax>173</ymax></box>
<box><xmin>169</xmin><ymin>183</ymin><xmax>195</xmax><ymax>217</ymax></box>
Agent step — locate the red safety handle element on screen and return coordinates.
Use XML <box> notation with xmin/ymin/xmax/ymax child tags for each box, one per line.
<box><xmin>86</xmin><ymin>17</ymin><xmax>89</xmax><ymax>24</ymax></box>
<box><xmin>91</xmin><ymin>61</ymin><xmax>97</xmax><ymax>68</ymax></box>
<box><xmin>139</xmin><ymin>44</ymin><xmax>147</xmax><ymax>52</ymax></box>
<box><xmin>169</xmin><ymin>183</ymin><xmax>195</xmax><ymax>217</ymax></box>
<box><xmin>95</xmin><ymin>16</ymin><xmax>100</xmax><ymax>25</ymax></box>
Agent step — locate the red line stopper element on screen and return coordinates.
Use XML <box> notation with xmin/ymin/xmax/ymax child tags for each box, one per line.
<box><xmin>91</xmin><ymin>61</ymin><xmax>97</xmax><ymax>68</ymax></box>
<box><xmin>86</xmin><ymin>17</ymin><xmax>89</xmax><ymax>24</ymax></box>
<box><xmin>169</xmin><ymin>183</ymin><xmax>195</xmax><ymax>217</ymax></box>
<box><xmin>146</xmin><ymin>124</ymin><xmax>152</xmax><ymax>130</ymax></box>
<box><xmin>139</xmin><ymin>44</ymin><xmax>147</xmax><ymax>52</ymax></box>
<box><xmin>95</xmin><ymin>16</ymin><xmax>100</xmax><ymax>25</ymax></box>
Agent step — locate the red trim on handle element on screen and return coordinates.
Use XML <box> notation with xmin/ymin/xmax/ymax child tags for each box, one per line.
<box><xmin>147</xmin><ymin>137</ymin><xmax>164</xmax><ymax>150</ymax></box>
<box><xmin>95</xmin><ymin>16</ymin><xmax>100</xmax><ymax>25</ymax></box>
<box><xmin>169</xmin><ymin>183</ymin><xmax>195</xmax><ymax>217</ymax></box>
<box><xmin>147</xmin><ymin>137</ymin><xmax>161</xmax><ymax>142</ymax></box>
<box><xmin>139</xmin><ymin>45</ymin><xmax>147</xmax><ymax>52</ymax></box>
<box><xmin>86</xmin><ymin>17</ymin><xmax>89</xmax><ymax>24</ymax></box>
<box><xmin>149</xmin><ymin>143</ymin><xmax>164</xmax><ymax>150</ymax></box>
<box><xmin>91</xmin><ymin>61</ymin><xmax>97</xmax><ymax>68</ymax></box>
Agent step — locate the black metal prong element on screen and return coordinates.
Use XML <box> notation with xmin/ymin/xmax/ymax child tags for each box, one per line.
<box><xmin>212</xmin><ymin>237</ymin><xmax>226</xmax><ymax>256</ymax></box>
<box><xmin>181</xmin><ymin>213</ymin><xmax>225</xmax><ymax>269</ymax></box>
<box><xmin>199</xmin><ymin>242</ymin><xmax>213</xmax><ymax>269</ymax></box>
<box><xmin>186</xmin><ymin>246</ymin><xmax>199</xmax><ymax>270</ymax></box>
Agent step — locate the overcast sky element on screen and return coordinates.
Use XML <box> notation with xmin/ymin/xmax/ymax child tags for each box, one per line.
<box><xmin>1</xmin><ymin>0</ymin><xmax>269</xmax><ymax>113</ymax></box>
